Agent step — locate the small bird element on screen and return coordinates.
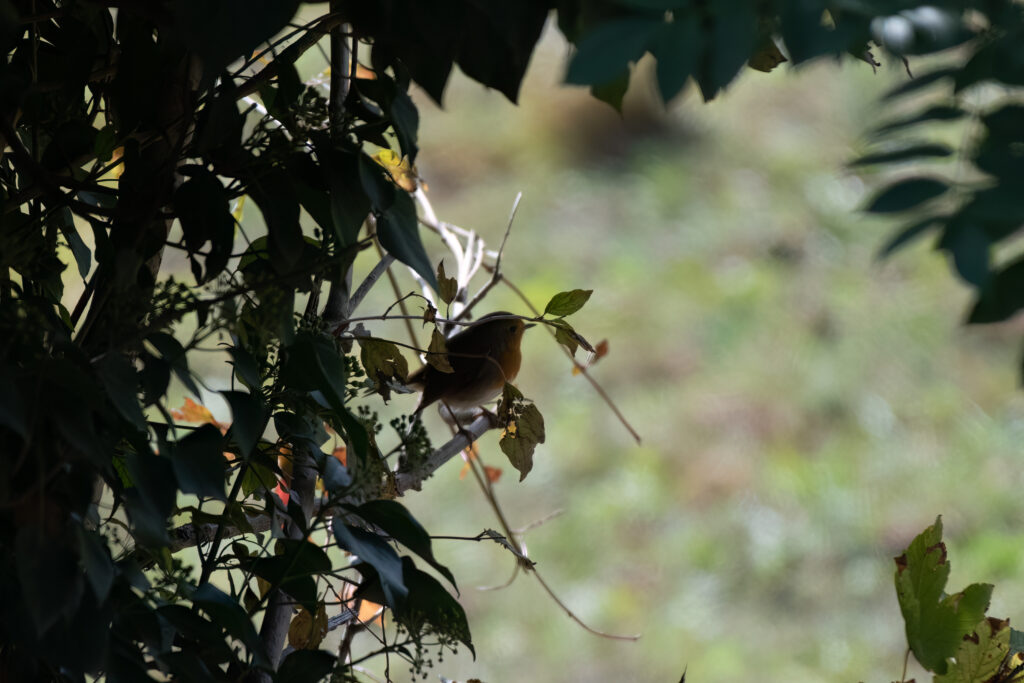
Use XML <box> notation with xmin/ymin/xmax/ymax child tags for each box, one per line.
<box><xmin>407</xmin><ymin>311</ymin><xmax>532</xmax><ymax>414</ymax></box>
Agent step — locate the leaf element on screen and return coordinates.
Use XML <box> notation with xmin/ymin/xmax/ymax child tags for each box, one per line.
<box><xmin>396</xmin><ymin>557</ymin><xmax>474</xmax><ymax>656</ymax></box>
<box><xmin>373</xmin><ymin>148</ymin><xmax>420</xmax><ymax>192</ymax></box>
<box><xmin>499</xmin><ymin>399</ymin><xmax>545</xmax><ymax>482</ymax></box>
<box><xmin>242</xmin><ymin>539</ymin><xmax>331</xmax><ymax>614</ymax></box>
<box><xmin>170</xmin><ymin>423</ymin><xmax>227</xmax><ymax>500</ymax></box>
<box><xmin>146</xmin><ymin>332</ymin><xmax>201</xmax><ymax>397</ymax></box>
<box><xmin>376</xmin><ymin>191</ymin><xmax>439</xmax><ymax>291</ymax></box>
<box><xmin>175</xmin><ymin>0</ymin><xmax>300</xmax><ymax>88</ymax></box>
<box><xmin>310</xmin><ymin>136</ymin><xmax>369</xmax><ymax>247</ymax></box>
<box><xmin>894</xmin><ymin>516</ymin><xmax>993</xmax><ymax>674</ymax></box>
<box><xmin>881</xmin><ymin>67</ymin><xmax>958</xmax><ymax>101</ymax></box>
<box><xmin>865</xmin><ymin>177</ymin><xmax>949</xmax><ymax>213</ymax></box>
<box><xmin>934</xmin><ymin>618</ymin><xmax>1011</xmax><ymax>683</ymax></box>
<box><xmin>871</xmin><ymin>105</ymin><xmax>965</xmax><ymax>136</ymax></box>
<box><xmin>426</xmin><ymin>328</ymin><xmax>454</xmax><ymax>374</ymax></box>
<box><xmin>288</xmin><ymin>603</ymin><xmax>328</xmax><ymax>650</ymax></box>
<box><xmin>95</xmin><ymin>353</ymin><xmax>146</xmax><ymax>431</ymax></box>
<box><xmin>221</xmin><ymin>390</ymin><xmax>264</xmax><ymax>459</ymax></box>
<box><xmin>877</xmin><ymin>215</ymin><xmax>945</xmax><ymax>258</ymax></box>
<box><xmin>172</xmin><ymin>397</ymin><xmax>218</xmax><ymax>425</ymax></box>
<box><xmin>652</xmin><ymin>14</ymin><xmax>700</xmax><ymax>101</ymax></box>
<box><xmin>360</xmin><ymin>337</ymin><xmax>410</xmax><ymax>386</ymax></box>
<box><xmin>967</xmin><ymin>256</ymin><xmax>1024</xmax><ymax>323</ymax></box>
<box><xmin>747</xmin><ymin>37</ymin><xmax>787</xmax><ymax>73</ymax></box>
<box><xmin>174</xmin><ymin>168</ymin><xmax>235</xmax><ymax>282</ymax></box>
<box><xmin>850</xmin><ymin>143</ymin><xmax>953</xmax><ymax>167</ymax></box>
<box><xmin>276</xmin><ymin>650</ymin><xmax>337</xmax><ymax>683</ymax></box>
<box><xmin>191</xmin><ymin>583</ymin><xmax>271</xmax><ymax>669</ymax></box>
<box><xmin>436</xmin><ymin>260</ymin><xmax>458</xmax><ymax>305</ymax></box>
<box><xmin>332</xmin><ymin>519</ymin><xmax>408</xmax><ymax>609</ymax></box>
<box><xmin>938</xmin><ymin>221</ymin><xmax>990</xmax><ymax>288</ymax></box>
<box><xmin>543</xmin><ymin>289</ymin><xmax>593</xmax><ymax>317</ymax></box>
<box><xmin>347</xmin><ymin>500</ymin><xmax>458</xmax><ymax>591</ymax></box>
<box><xmin>566</xmin><ymin>18</ymin><xmax>663</xmax><ymax>86</ymax></box>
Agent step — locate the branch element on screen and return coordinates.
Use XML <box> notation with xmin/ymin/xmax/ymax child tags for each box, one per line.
<box><xmin>167</xmin><ymin>413</ymin><xmax>499</xmax><ymax>550</ymax></box>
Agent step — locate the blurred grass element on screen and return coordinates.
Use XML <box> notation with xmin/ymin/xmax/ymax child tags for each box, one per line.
<box><xmin>350</xmin><ymin>29</ymin><xmax>1024</xmax><ymax>683</ymax></box>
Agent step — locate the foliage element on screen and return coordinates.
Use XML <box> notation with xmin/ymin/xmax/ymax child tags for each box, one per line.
<box><xmin>2</xmin><ymin>0</ymin><xmax>1024</xmax><ymax>682</ymax></box>
<box><xmin>895</xmin><ymin>519</ymin><xmax>1024</xmax><ymax>682</ymax></box>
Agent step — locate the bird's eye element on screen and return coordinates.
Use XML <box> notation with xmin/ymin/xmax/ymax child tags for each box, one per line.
<box><xmin>509</xmin><ymin>324</ymin><xmax>517</xmax><ymax>333</ymax></box>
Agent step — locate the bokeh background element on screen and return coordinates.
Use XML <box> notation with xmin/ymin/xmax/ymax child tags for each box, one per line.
<box><xmin>346</xmin><ymin>26</ymin><xmax>1024</xmax><ymax>683</ymax></box>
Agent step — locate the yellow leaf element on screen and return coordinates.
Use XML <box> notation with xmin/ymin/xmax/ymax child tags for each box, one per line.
<box><xmin>287</xmin><ymin>603</ymin><xmax>328</xmax><ymax>650</ymax></box>
<box><xmin>372</xmin><ymin>149</ymin><xmax>421</xmax><ymax>192</ymax></box>
<box><xmin>427</xmin><ymin>328</ymin><xmax>454</xmax><ymax>373</ymax></box>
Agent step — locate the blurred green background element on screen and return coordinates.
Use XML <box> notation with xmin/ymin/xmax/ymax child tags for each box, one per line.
<box><xmin>346</xmin><ymin>28</ymin><xmax>1024</xmax><ymax>683</ymax></box>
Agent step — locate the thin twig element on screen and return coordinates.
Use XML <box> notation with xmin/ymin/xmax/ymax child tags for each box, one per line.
<box><xmin>345</xmin><ymin>253</ymin><xmax>396</xmax><ymax>318</ymax></box>
<box><xmin>530</xmin><ymin>569</ymin><xmax>641</xmax><ymax>642</ymax></box>
<box><xmin>455</xmin><ymin>192</ymin><xmax>522</xmax><ymax>323</ymax></box>
<box><xmin>500</xmin><ymin>276</ymin><xmax>642</xmax><ymax>444</ymax></box>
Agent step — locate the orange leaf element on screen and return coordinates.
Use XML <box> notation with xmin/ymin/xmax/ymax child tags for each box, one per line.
<box><xmin>484</xmin><ymin>466</ymin><xmax>502</xmax><ymax>483</ymax></box>
<box><xmin>594</xmin><ymin>339</ymin><xmax>609</xmax><ymax>360</ymax></box>
<box><xmin>273</xmin><ymin>482</ymin><xmax>290</xmax><ymax>506</ymax></box>
<box><xmin>331</xmin><ymin>445</ymin><xmax>347</xmax><ymax>467</ymax></box>
<box><xmin>171</xmin><ymin>397</ymin><xmax>214</xmax><ymax>423</ymax></box>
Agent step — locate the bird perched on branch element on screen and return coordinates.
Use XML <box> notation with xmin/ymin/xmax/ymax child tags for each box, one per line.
<box><xmin>408</xmin><ymin>311</ymin><xmax>532</xmax><ymax>415</ymax></box>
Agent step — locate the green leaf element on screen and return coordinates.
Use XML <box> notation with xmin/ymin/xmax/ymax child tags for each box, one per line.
<box><xmin>221</xmin><ymin>390</ymin><xmax>264</xmax><ymax>459</ymax></box>
<box><xmin>310</xmin><ymin>136</ymin><xmax>370</xmax><ymax>247</ymax></box>
<box><xmin>0</xmin><ymin>364</ymin><xmax>26</xmax><ymax>437</ymax></box>
<box><xmin>243</xmin><ymin>540</ymin><xmax>331</xmax><ymax>614</ymax></box>
<box><xmin>146</xmin><ymin>332</ymin><xmax>200</xmax><ymax>397</ymax></box>
<box><xmin>347</xmin><ymin>500</ymin><xmax>458</xmax><ymax>591</ymax></box>
<box><xmin>436</xmin><ymin>260</ymin><xmax>458</xmax><ymax>305</ymax></box>
<box><xmin>499</xmin><ymin>402</ymin><xmax>545</xmax><ymax>482</ymax></box>
<box><xmin>566</xmin><ymin>18</ymin><xmax>663</xmax><ymax>86</ymax></box>
<box><xmin>377</xmin><ymin>190</ymin><xmax>439</xmax><ymax>291</ymax></box>
<box><xmin>543</xmin><ymin>289</ymin><xmax>593</xmax><ymax>317</ymax></box>
<box><xmin>882</xmin><ymin>67</ymin><xmax>958</xmax><ymax>101</ymax></box>
<box><xmin>333</xmin><ymin>519</ymin><xmax>408</xmax><ymax>609</ymax></box>
<box><xmin>248</xmin><ymin>171</ymin><xmax>303</xmax><ymax>270</ymax></box>
<box><xmin>934</xmin><ymin>618</ymin><xmax>1011</xmax><ymax>683</ymax></box>
<box><xmin>395</xmin><ymin>557</ymin><xmax>474</xmax><ymax>656</ymax></box>
<box><xmin>871</xmin><ymin>105</ymin><xmax>965</xmax><ymax>136</ymax></box>
<box><xmin>652</xmin><ymin>15</ymin><xmax>700</xmax><ymax>101</ymax></box>
<box><xmin>170</xmin><ymin>423</ymin><xmax>227</xmax><ymax>500</ymax></box>
<box><xmin>276</xmin><ymin>650</ymin><xmax>337</xmax><ymax>683</ymax></box>
<box><xmin>850</xmin><ymin>143</ymin><xmax>953</xmax><ymax>167</ymax></box>
<box><xmin>426</xmin><ymin>328</ymin><xmax>453</xmax><ymax>374</ymax></box>
<box><xmin>894</xmin><ymin>516</ymin><xmax>993</xmax><ymax>674</ymax></box>
<box><xmin>175</xmin><ymin>0</ymin><xmax>300</xmax><ymax>88</ymax></box>
<box><xmin>967</xmin><ymin>256</ymin><xmax>1024</xmax><ymax>323</ymax></box>
<box><xmin>359</xmin><ymin>337</ymin><xmax>410</xmax><ymax>384</ymax></box>
<box><xmin>877</xmin><ymin>215</ymin><xmax>945</xmax><ymax>258</ymax></box>
<box><xmin>95</xmin><ymin>353</ymin><xmax>146</xmax><ymax>431</ymax></box>
<box><xmin>174</xmin><ymin>168</ymin><xmax>235</xmax><ymax>282</ymax></box>
<box><xmin>76</xmin><ymin>527</ymin><xmax>115</xmax><ymax>602</ymax></box>
<box><xmin>54</xmin><ymin>207</ymin><xmax>91</xmax><ymax>279</ymax></box>
<box><xmin>938</xmin><ymin>221</ymin><xmax>990</xmax><ymax>288</ymax></box>
<box><xmin>228</xmin><ymin>346</ymin><xmax>262</xmax><ymax>390</ymax></box>
<box><xmin>590</xmin><ymin>69</ymin><xmax>630</xmax><ymax>111</ymax></box>
<box><xmin>865</xmin><ymin>177</ymin><xmax>949</xmax><ymax>213</ymax></box>
<box><xmin>191</xmin><ymin>583</ymin><xmax>271</xmax><ymax>669</ymax></box>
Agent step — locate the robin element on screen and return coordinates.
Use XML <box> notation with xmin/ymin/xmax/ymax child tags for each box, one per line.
<box><xmin>407</xmin><ymin>311</ymin><xmax>532</xmax><ymax>415</ymax></box>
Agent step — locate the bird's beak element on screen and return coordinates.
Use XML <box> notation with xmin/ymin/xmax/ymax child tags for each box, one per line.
<box><xmin>524</xmin><ymin>323</ymin><xmax>536</xmax><ymax>329</ymax></box>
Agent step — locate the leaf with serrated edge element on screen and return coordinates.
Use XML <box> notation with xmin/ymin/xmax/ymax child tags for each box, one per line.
<box><xmin>934</xmin><ymin>618</ymin><xmax>1010</xmax><ymax>683</ymax></box>
<box><xmin>895</xmin><ymin>516</ymin><xmax>993</xmax><ymax>674</ymax></box>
